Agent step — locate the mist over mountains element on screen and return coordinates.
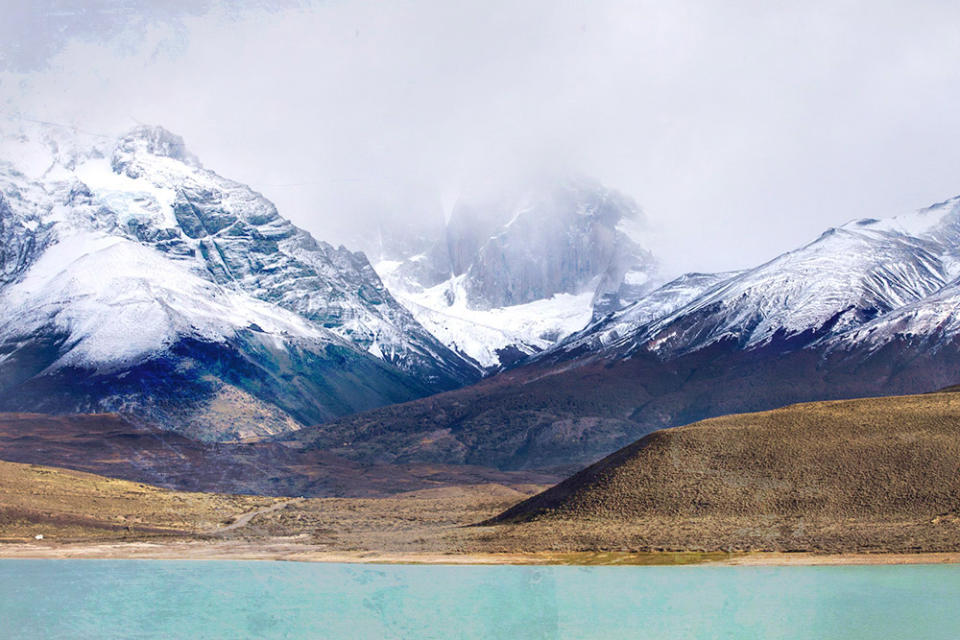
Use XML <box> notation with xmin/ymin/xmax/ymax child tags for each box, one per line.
<box><xmin>288</xmin><ymin>192</ymin><xmax>960</xmax><ymax>472</ymax></box>
<box><xmin>2</xmin><ymin>119</ymin><xmax>960</xmax><ymax>482</ymax></box>
<box><xmin>376</xmin><ymin>176</ymin><xmax>659</xmax><ymax>368</ymax></box>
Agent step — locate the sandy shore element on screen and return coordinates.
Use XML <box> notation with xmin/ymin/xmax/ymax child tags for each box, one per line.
<box><xmin>2</xmin><ymin>542</ymin><xmax>960</xmax><ymax>566</ymax></box>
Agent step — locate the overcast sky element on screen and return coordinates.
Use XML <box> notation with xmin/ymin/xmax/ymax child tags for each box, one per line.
<box><xmin>3</xmin><ymin>0</ymin><xmax>960</xmax><ymax>275</ymax></box>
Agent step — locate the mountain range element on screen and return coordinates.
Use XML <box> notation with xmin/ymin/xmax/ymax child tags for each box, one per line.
<box><xmin>288</xmin><ymin>194</ymin><xmax>960</xmax><ymax>472</ymax></box>
<box><xmin>3</xmin><ymin>121</ymin><xmax>960</xmax><ymax>485</ymax></box>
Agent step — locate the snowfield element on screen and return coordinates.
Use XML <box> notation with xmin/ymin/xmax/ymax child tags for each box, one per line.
<box><xmin>380</xmin><ymin>267</ymin><xmax>595</xmax><ymax>368</ymax></box>
<box><xmin>1</xmin><ymin>230</ymin><xmax>338</xmax><ymax>372</ymax></box>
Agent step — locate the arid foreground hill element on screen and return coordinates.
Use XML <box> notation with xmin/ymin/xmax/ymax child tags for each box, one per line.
<box><xmin>4</xmin><ymin>392</ymin><xmax>960</xmax><ymax>557</ymax></box>
<box><xmin>488</xmin><ymin>391</ymin><xmax>960</xmax><ymax>553</ymax></box>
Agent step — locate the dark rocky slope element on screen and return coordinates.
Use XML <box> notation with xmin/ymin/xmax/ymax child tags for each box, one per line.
<box><xmin>286</xmin><ymin>333</ymin><xmax>960</xmax><ymax>472</ymax></box>
<box><xmin>0</xmin><ymin>413</ymin><xmax>557</xmax><ymax>497</ymax></box>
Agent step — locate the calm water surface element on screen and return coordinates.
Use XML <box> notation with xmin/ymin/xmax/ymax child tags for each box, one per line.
<box><xmin>1</xmin><ymin>560</ymin><xmax>959</xmax><ymax>639</ymax></box>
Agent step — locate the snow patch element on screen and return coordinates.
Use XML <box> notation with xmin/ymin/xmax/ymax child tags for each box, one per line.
<box><xmin>74</xmin><ymin>158</ymin><xmax>178</xmax><ymax>228</ymax></box>
<box><xmin>623</xmin><ymin>270</ymin><xmax>650</xmax><ymax>286</ymax></box>
<box><xmin>841</xmin><ymin>197</ymin><xmax>960</xmax><ymax>238</ymax></box>
<box><xmin>0</xmin><ymin>230</ymin><xmax>333</xmax><ymax>372</ymax></box>
<box><xmin>384</xmin><ymin>273</ymin><xmax>594</xmax><ymax>368</ymax></box>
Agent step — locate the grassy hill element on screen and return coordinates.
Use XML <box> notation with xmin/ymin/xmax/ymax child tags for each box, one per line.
<box><xmin>487</xmin><ymin>392</ymin><xmax>960</xmax><ymax>552</ymax></box>
<box><xmin>0</xmin><ymin>458</ymin><xmax>548</xmax><ymax>555</ymax></box>
<box><xmin>6</xmin><ymin>391</ymin><xmax>960</xmax><ymax>555</ymax></box>
<box><xmin>0</xmin><ymin>459</ymin><xmax>276</xmax><ymax>541</ymax></box>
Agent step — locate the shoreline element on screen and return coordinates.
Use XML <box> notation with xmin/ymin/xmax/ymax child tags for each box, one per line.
<box><xmin>2</xmin><ymin>542</ymin><xmax>960</xmax><ymax>566</ymax></box>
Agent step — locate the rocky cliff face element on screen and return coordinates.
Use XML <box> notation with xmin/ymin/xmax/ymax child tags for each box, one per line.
<box><xmin>460</xmin><ymin>181</ymin><xmax>653</xmax><ymax>311</ymax></box>
<box><xmin>378</xmin><ymin>176</ymin><xmax>659</xmax><ymax>368</ymax></box>
<box><xmin>0</xmin><ymin>122</ymin><xmax>479</xmax><ymax>440</ymax></box>
<box><xmin>435</xmin><ymin>176</ymin><xmax>656</xmax><ymax>311</ymax></box>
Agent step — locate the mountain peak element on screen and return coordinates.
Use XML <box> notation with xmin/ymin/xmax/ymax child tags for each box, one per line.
<box><xmin>112</xmin><ymin>125</ymin><xmax>200</xmax><ymax>177</ymax></box>
<box><xmin>0</xmin><ymin>123</ymin><xmax>481</xmax><ymax>440</ymax></box>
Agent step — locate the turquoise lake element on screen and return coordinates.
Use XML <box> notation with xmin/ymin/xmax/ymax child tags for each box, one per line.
<box><xmin>1</xmin><ymin>560</ymin><xmax>959</xmax><ymax>639</ymax></box>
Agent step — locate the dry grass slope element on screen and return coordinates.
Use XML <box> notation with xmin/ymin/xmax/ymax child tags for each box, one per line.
<box><xmin>0</xmin><ymin>460</ymin><xmax>276</xmax><ymax>541</ymax></box>
<box><xmin>5</xmin><ymin>391</ymin><xmax>960</xmax><ymax>556</ymax></box>
<box><xmin>488</xmin><ymin>392</ymin><xmax>960</xmax><ymax>553</ymax></box>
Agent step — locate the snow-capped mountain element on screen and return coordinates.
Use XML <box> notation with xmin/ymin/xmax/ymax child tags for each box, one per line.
<box><xmin>547</xmin><ymin>271</ymin><xmax>741</xmax><ymax>358</ymax></box>
<box><xmin>378</xmin><ymin>176</ymin><xmax>659</xmax><ymax>368</ymax></box>
<box><xmin>0</xmin><ymin>122</ymin><xmax>479</xmax><ymax>440</ymax></box>
<box><xmin>380</xmin><ymin>266</ymin><xmax>596</xmax><ymax>369</ymax></box>
<box><xmin>549</xmin><ymin>195</ymin><xmax>960</xmax><ymax>363</ymax></box>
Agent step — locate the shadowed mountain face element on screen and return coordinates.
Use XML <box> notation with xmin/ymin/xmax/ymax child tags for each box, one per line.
<box><xmin>286</xmin><ymin>333</ymin><xmax>960</xmax><ymax>472</ymax></box>
<box><xmin>479</xmin><ymin>392</ymin><xmax>960</xmax><ymax>552</ymax></box>
<box><xmin>0</xmin><ymin>123</ymin><xmax>480</xmax><ymax>440</ymax></box>
<box><xmin>0</xmin><ymin>413</ymin><xmax>557</xmax><ymax>497</ymax></box>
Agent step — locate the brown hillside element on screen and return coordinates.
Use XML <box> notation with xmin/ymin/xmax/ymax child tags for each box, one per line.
<box><xmin>0</xmin><ymin>413</ymin><xmax>556</xmax><ymax>497</ymax></box>
<box><xmin>487</xmin><ymin>392</ymin><xmax>960</xmax><ymax>552</ymax></box>
<box><xmin>0</xmin><ymin>459</ymin><xmax>276</xmax><ymax>541</ymax></box>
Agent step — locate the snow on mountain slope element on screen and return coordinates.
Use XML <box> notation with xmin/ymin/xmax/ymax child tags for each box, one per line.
<box><xmin>18</xmin><ymin>123</ymin><xmax>476</xmax><ymax>384</ymax></box>
<box><xmin>376</xmin><ymin>176</ymin><xmax>659</xmax><ymax>368</ymax></box>
<box><xmin>823</xmin><ymin>200</ymin><xmax>960</xmax><ymax>354</ymax></box>
<box><xmin>547</xmin><ymin>194</ymin><xmax>960</xmax><ymax>362</ymax></box>
<box><xmin>546</xmin><ymin>271</ymin><xmax>742</xmax><ymax>358</ymax></box>
<box><xmin>0</xmin><ymin>121</ymin><xmax>480</xmax><ymax>438</ymax></box>
<box><xmin>826</xmin><ymin>278</ymin><xmax>960</xmax><ymax>354</ymax></box>
<box><xmin>0</xmin><ymin>230</ymin><xmax>336</xmax><ymax>371</ymax></box>
<box><xmin>381</xmin><ymin>266</ymin><xmax>595</xmax><ymax>368</ymax></box>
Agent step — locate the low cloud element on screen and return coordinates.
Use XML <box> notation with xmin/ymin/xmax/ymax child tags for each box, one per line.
<box><xmin>4</xmin><ymin>1</ymin><xmax>960</xmax><ymax>275</ymax></box>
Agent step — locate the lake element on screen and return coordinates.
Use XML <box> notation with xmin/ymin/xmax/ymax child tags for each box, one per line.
<box><xmin>1</xmin><ymin>560</ymin><xmax>958</xmax><ymax>639</ymax></box>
